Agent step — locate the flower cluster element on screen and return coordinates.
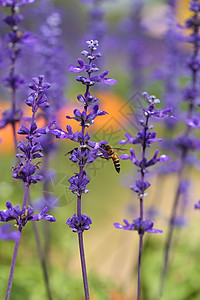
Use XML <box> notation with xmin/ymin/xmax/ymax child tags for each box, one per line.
<box><xmin>12</xmin><ymin>76</ymin><xmax>52</xmax><ymax>186</ymax></box>
<box><xmin>66</xmin><ymin>214</ymin><xmax>92</xmax><ymax>233</ymax></box>
<box><xmin>114</xmin><ymin>218</ymin><xmax>162</xmax><ymax>234</ymax></box>
<box><xmin>0</xmin><ymin>201</ymin><xmax>55</xmax><ymax>230</ymax></box>
<box><xmin>115</xmin><ymin>92</ymin><xmax>172</xmax><ymax>234</ymax></box>
<box><xmin>0</xmin><ymin>0</ymin><xmax>36</xmax><ymax>130</ymax></box>
<box><xmin>51</xmin><ymin>40</ymin><xmax>117</xmax><ymax>230</ymax></box>
<box><xmin>51</xmin><ymin>40</ymin><xmax>117</xmax><ymax>298</ymax></box>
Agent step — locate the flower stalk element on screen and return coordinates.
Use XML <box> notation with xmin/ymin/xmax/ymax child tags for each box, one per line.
<box><xmin>0</xmin><ymin>75</ymin><xmax>56</xmax><ymax>299</ymax></box>
<box><xmin>159</xmin><ymin>1</ymin><xmax>200</xmax><ymax>296</ymax></box>
<box><xmin>0</xmin><ymin>0</ymin><xmax>36</xmax><ymax>152</ymax></box>
<box><xmin>115</xmin><ymin>92</ymin><xmax>173</xmax><ymax>299</ymax></box>
<box><xmin>51</xmin><ymin>39</ymin><xmax>117</xmax><ymax>299</ymax></box>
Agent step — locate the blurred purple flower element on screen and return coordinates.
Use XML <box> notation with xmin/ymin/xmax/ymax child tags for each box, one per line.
<box><xmin>0</xmin><ymin>0</ymin><xmax>36</xmax><ymax>7</ymax></box>
<box><xmin>114</xmin><ymin>218</ymin><xmax>162</xmax><ymax>234</ymax></box>
<box><xmin>194</xmin><ymin>200</ymin><xmax>200</xmax><ymax>209</ymax></box>
<box><xmin>0</xmin><ymin>224</ymin><xmax>20</xmax><ymax>241</ymax></box>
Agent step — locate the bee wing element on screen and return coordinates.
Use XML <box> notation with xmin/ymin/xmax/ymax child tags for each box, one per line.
<box><xmin>112</xmin><ymin>147</ymin><xmax>127</xmax><ymax>152</ymax></box>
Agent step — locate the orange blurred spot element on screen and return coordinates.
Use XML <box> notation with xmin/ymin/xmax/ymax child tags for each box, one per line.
<box><xmin>0</xmin><ymin>101</ymin><xmax>15</xmax><ymax>154</ymax></box>
<box><xmin>176</xmin><ymin>0</ymin><xmax>192</xmax><ymax>25</ymax></box>
<box><xmin>94</xmin><ymin>91</ymin><xmax>129</xmax><ymax>130</ymax></box>
<box><xmin>0</xmin><ymin>91</ymin><xmax>129</xmax><ymax>153</ymax></box>
<box><xmin>109</xmin><ymin>290</ymin><xmax>128</xmax><ymax>300</ymax></box>
<box><xmin>0</xmin><ymin>101</ymin><xmax>47</xmax><ymax>154</ymax></box>
<box><xmin>57</xmin><ymin>91</ymin><xmax>129</xmax><ymax>132</ymax></box>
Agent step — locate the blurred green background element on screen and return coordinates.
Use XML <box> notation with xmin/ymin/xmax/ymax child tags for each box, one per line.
<box><xmin>1</xmin><ymin>0</ymin><xmax>200</xmax><ymax>300</ymax></box>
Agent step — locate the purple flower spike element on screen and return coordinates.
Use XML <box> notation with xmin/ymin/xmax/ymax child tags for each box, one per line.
<box><xmin>63</xmin><ymin>40</ymin><xmax>117</xmax><ymax>298</ymax></box>
<box><xmin>26</xmin><ymin>76</ymin><xmax>50</xmax><ymax>113</ymax></box>
<box><xmin>66</xmin><ymin>213</ymin><xmax>92</xmax><ymax>233</ymax></box>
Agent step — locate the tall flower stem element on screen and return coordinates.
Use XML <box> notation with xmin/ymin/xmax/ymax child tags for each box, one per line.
<box><xmin>29</xmin><ymin>195</ymin><xmax>53</xmax><ymax>300</ymax></box>
<box><xmin>159</xmin><ymin>2</ymin><xmax>200</xmax><ymax>297</ymax></box>
<box><xmin>61</xmin><ymin>40</ymin><xmax>117</xmax><ymax>299</ymax></box>
<box><xmin>32</xmin><ymin>221</ymin><xmax>52</xmax><ymax>300</ymax></box>
<box><xmin>78</xmin><ymin>232</ymin><xmax>90</xmax><ymax>300</ymax></box>
<box><xmin>6</xmin><ymin>183</ymin><xmax>29</xmax><ymax>300</ymax></box>
<box><xmin>158</xmin><ymin>156</ymin><xmax>186</xmax><ymax>297</ymax></box>
<box><xmin>3</xmin><ymin>76</ymin><xmax>55</xmax><ymax>300</ymax></box>
<box><xmin>137</xmin><ymin>233</ymin><xmax>143</xmax><ymax>300</ymax></box>
<box><xmin>115</xmin><ymin>93</ymin><xmax>171</xmax><ymax>299</ymax></box>
<box><xmin>11</xmin><ymin>86</ymin><xmax>18</xmax><ymax>154</ymax></box>
<box><xmin>10</xmin><ymin>30</ymin><xmax>18</xmax><ymax>154</ymax></box>
<box><xmin>5</xmin><ymin>228</ymin><xmax>22</xmax><ymax>300</ymax></box>
<box><xmin>76</xmin><ymin>67</ymin><xmax>90</xmax><ymax>300</ymax></box>
<box><xmin>137</xmin><ymin>116</ymin><xmax>149</xmax><ymax>299</ymax></box>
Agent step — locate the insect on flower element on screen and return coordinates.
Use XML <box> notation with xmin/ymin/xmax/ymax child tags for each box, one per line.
<box><xmin>12</xmin><ymin>163</ymin><xmax>24</xmax><ymax>175</ymax></box>
<box><xmin>100</xmin><ymin>144</ymin><xmax>126</xmax><ymax>173</ymax></box>
<box><xmin>33</xmin><ymin>161</ymin><xmax>42</xmax><ymax>170</ymax></box>
<box><xmin>12</xmin><ymin>163</ymin><xmax>22</xmax><ymax>171</ymax></box>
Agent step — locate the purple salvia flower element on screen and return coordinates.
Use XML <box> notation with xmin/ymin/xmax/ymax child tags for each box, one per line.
<box><xmin>4</xmin><ymin>76</ymin><xmax>56</xmax><ymax>300</ymax></box>
<box><xmin>114</xmin><ymin>218</ymin><xmax>162</xmax><ymax>234</ymax></box>
<box><xmin>0</xmin><ymin>202</ymin><xmax>55</xmax><ymax>227</ymax></box>
<box><xmin>159</xmin><ymin>1</ymin><xmax>200</xmax><ymax>297</ymax></box>
<box><xmin>115</xmin><ymin>92</ymin><xmax>171</xmax><ymax>300</ymax></box>
<box><xmin>66</xmin><ymin>214</ymin><xmax>92</xmax><ymax>233</ymax></box>
<box><xmin>12</xmin><ymin>76</ymin><xmax>52</xmax><ymax>186</ymax></box>
<box><xmin>0</xmin><ymin>0</ymin><xmax>35</xmax><ymax>152</ymax></box>
<box><xmin>53</xmin><ymin>40</ymin><xmax>117</xmax><ymax>300</ymax></box>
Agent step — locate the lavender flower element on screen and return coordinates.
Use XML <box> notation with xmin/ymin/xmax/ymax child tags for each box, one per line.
<box><xmin>114</xmin><ymin>92</ymin><xmax>171</xmax><ymax>300</ymax></box>
<box><xmin>114</xmin><ymin>218</ymin><xmax>162</xmax><ymax>234</ymax></box>
<box><xmin>66</xmin><ymin>214</ymin><xmax>92</xmax><ymax>233</ymax></box>
<box><xmin>52</xmin><ymin>40</ymin><xmax>117</xmax><ymax>300</ymax></box>
<box><xmin>0</xmin><ymin>0</ymin><xmax>36</xmax><ymax>152</ymax></box>
<box><xmin>0</xmin><ymin>202</ymin><xmax>56</xmax><ymax>227</ymax></box>
<box><xmin>3</xmin><ymin>75</ymin><xmax>56</xmax><ymax>300</ymax></box>
<box><xmin>159</xmin><ymin>1</ymin><xmax>200</xmax><ymax>297</ymax></box>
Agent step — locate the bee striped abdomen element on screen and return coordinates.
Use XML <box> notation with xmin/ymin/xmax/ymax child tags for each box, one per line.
<box><xmin>101</xmin><ymin>144</ymin><xmax>122</xmax><ymax>173</ymax></box>
<box><xmin>112</xmin><ymin>153</ymin><xmax>120</xmax><ymax>173</ymax></box>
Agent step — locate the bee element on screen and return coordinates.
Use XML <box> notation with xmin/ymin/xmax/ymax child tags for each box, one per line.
<box><xmin>12</xmin><ymin>163</ymin><xmax>23</xmax><ymax>174</ymax></box>
<box><xmin>33</xmin><ymin>161</ymin><xmax>42</xmax><ymax>170</ymax></box>
<box><xmin>12</xmin><ymin>163</ymin><xmax>20</xmax><ymax>171</ymax></box>
<box><xmin>100</xmin><ymin>144</ymin><xmax>126</xmax><ymax>173</ymax></box>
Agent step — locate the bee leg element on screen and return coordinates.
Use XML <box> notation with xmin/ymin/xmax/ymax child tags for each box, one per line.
<box><xmin>100</xmin><ymin>156</ymin><xmax>111</xmax><ymax>160</ymax></box>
